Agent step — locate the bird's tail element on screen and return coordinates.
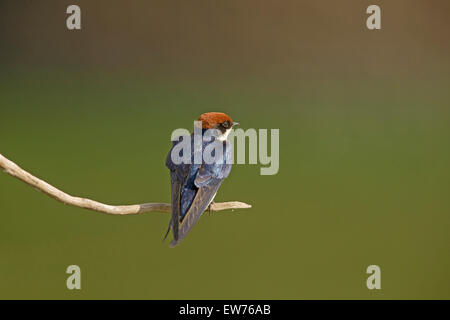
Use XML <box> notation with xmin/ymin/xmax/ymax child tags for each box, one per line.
<box><xmin>169</xmin><ymin>239</ymin><xmax>179</xmax><ymax>248</ymax></box>
<box><xmin>162</xmin><ymin>220</ymin><xmax>172</xmax><ymax>243</ymax></box>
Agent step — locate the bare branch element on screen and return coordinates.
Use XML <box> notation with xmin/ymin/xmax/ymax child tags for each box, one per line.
<box><xmin>0</xmin><ymin>153</ymin><xmax>251</xmax><ymax>215</ymax></box>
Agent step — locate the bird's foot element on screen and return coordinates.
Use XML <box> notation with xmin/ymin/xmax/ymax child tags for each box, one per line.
<box><xmin>208</xmin><ymin>201</ymin><xmax>215</xmax><ymax>215</ymax></box>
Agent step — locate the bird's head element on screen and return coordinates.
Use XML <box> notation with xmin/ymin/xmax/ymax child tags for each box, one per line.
<box><xmin>197</xmin><ymin>112</ymin><xmax>238</xmax><ymax>141</ymax></box>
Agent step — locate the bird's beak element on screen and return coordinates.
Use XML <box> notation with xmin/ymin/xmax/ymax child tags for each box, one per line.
<box><xmin>232</xmin><ymin>122</ymin><xmax>239</xmax><ymax>127</ymax></box>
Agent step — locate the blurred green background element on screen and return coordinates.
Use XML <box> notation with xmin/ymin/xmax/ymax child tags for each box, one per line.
<box><xmin>1</xmin><ymin>0</ymin><xmax>449</xmax><ymax>299</ymax></box>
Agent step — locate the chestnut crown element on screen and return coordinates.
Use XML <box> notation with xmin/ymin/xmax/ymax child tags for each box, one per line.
<box><xmin>197</xmin><ymin>112</ymin><xmax>235</xmax><ymax>131</ymax></box>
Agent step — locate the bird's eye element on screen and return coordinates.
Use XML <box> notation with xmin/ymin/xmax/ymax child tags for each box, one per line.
<box><xmin>222</xmin><ymin>121</ymin><xmax>230</xmax><ymax>129</ymax></box>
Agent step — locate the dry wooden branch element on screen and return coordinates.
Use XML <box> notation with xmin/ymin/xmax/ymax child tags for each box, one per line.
<box><xmin>0</xmin><ymin>153</ymin><xmax>251</xmax><ymax>215</ymax></box>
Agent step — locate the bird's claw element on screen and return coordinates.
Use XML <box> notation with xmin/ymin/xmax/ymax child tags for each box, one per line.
<box><xmin>208</xmin><ymin>201</ymin><xmax>215</xmax><ymax>215</ymax></box>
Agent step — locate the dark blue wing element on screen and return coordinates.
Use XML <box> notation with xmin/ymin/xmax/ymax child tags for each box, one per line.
<box><xmin>165</xmin><ymin>135</ymin><xmax>233</xmax><ymax>246</ymax></box>
<box><xmin>195</xmin><ymin>138</ymin><xmax>232</xmax><ymax>186</ymax></box>
<box><xmin>170</xmin><ymin>178</ymin><xmax>223</xmax><ymax>247</ymax></box>
<box><xmin>165</xmin><ymin>137</ymin><xmax>190</xmax><ymax>241</ymax></box>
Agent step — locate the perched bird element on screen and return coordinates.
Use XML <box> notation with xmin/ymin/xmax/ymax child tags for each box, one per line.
<box><xmin>164</xmin><ymin>112</ymin><xmax>238</xmax><ymax>247</ymax></box>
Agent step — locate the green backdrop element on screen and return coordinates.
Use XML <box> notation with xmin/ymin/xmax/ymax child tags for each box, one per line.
<box><xmin>1</xmin><ymin>1</ymin><xmax>449</xmax><ymax>299</ymax></box>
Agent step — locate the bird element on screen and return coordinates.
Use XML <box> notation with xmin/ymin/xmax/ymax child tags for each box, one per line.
<box><xmin>164</xmin><ymin>112</ymin><xmax>238</xmax><ymax>247</ymax></box>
